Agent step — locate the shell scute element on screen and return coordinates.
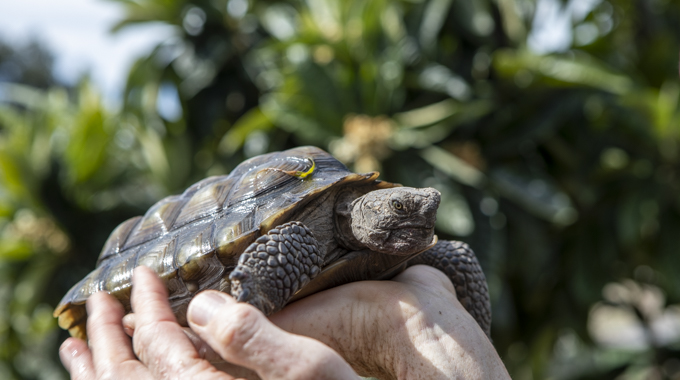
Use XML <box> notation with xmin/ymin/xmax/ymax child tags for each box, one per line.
<box><xmin>124</xmin><ymin>196</ymin><xmax>184</xmax><ymax>249</ymax></box>
<box><xmin>212</xmin><ymin>204</ymin><xmax>257</xmax><ymax>254</ymax></box>
<box><xmin>227</xmin><ymin>156</ymin><xmax>313</xmax><ymax>207</ymax></box>
<box><xmin>174</xmin><ymin>176</ymin><xmax>237</xmax><ymax>227</ymax></box>
<box><xmin>135</xmin><ymin>236</ymin><xmax>177</xmax><ymax>277</ymax></box>
<box><xmin>175</xmin><ymin>223</ymin><xmax>214</xmax><ymax>277</ymax></box>
<box><xmin>98</xmin><ymin>216</ymin><xmax>141</xmax><ymax>265</ymax></box>
<box><xmin>103</xmin><ymin>250</ymin><xmax>138</xmax><ymax>294</ymax></box>
<box><xmin>58</xmin><ymin>266</ymin><xmax>107</xmax><ymax>315</ymax></box>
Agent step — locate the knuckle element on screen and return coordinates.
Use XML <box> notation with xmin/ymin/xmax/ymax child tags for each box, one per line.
<box><xmin>423</xmin><ymin>264</ymin><xmax>453</xmax><ymax>285</ymax></box>
<box><xmin>131</xmin><ymin>321</ymin><xmax>165</xmax><ymax>361</ymax></box>
<box><xmin>182</xmin><ymin>359</ymin><xmax>223</xmax><ymax>379</ymax></box>
<box><xmin>96</xmin><ymin>364</ymin><xmax>122</xmax><ymax>380</ymax></box>
<box><xmin>407</xmin><ymin>265</ymin><xmax>456</xmax><ymax>294</ymax></box>
<box><xmin>215</xmin><ymin>303</ymin><xmax>263</xmax><ymax>351</ymax></box>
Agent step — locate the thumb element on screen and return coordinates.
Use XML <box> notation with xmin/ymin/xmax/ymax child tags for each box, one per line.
<box><xmin>187</xmin><ymin>291</ymin><xmax>357</xmax><ymax>380</ymax></box>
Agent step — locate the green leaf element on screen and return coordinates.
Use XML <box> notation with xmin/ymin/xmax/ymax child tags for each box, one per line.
<box><xmin>493</xmin><ymin>49</ymin><xmax>634</xmax><ymax>95</ymax></box>
<box><xmin>420</xmin><ymin>145</ymin><xmax>486</xmax><ymax>188</ymax></box>
<box><xmin>0</xmin><ymin>150</ymin><xmax>28</xmax><ymax>200</ymax></box>
<box><xmin>0</xmin><ymin>240</ymin><xmax>32</xmax><ymax>262</ymax></box>
<box><xmin>392</xmin><ymin>99</ymin><xmax>493</xmax><ymax>149</ymax></box>
<box><xmin>64</xmin><ymin>95</ymin><xmax>111</xmax><ymax>183</ymax></box>
<box><xmin>219</xmin><ymin>107</ymin><xmax>274</xmax><ymax>155</ymax></box>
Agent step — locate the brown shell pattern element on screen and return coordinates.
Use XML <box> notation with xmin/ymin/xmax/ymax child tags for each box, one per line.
<box><xmin>54</xmin><ymin>146</ymin><xmax>389</xmax><ymax>335</ymax></box>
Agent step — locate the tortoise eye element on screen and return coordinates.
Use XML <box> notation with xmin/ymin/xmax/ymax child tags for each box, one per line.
<box><xmin>392</xmin><ymin>200</ymin><xmax>403</xmax><ymax>210</ymax></box>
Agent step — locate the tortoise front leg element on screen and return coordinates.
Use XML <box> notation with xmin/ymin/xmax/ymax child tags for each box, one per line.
<box><xmin>229</xmin><ymin>221</ymin><xmax>322</xmax><ymax>316</ymax></box>
<box><xmin>408</xmin><ymin>240</ymin><xmax>492</xmax><ymax>338</ymax></box>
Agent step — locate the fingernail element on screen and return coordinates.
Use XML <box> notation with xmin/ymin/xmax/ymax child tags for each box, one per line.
<box><xmin>189</xmin><ymin>292</ymin><xmax>228</xmax><ymax>326</ymax></box>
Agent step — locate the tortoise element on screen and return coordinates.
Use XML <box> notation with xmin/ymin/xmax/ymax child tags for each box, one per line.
<box><xmin>54</xmin><ymin>146</ymin><xmax>491</xmax><ymax>339</ymax></box>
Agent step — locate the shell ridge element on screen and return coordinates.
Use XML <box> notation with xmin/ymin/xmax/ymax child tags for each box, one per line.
<box><xmin>227</xmin><ymin>176</ymin><xmax>298</xmax><ymax>207</ymax></box>
<box><xmin>173</xmin><ymin>179</ymin><xmax>229</xmax><ymax>228</ymax></box>
<box><xmin>122</xmin><ymin>195</ymin><xmax>186</xmax><ymax>250</ymax></box>
<box><xmin>224</xmin><ymin>151</ymin><xmax>312</xmax><ymax>208</ymax></box>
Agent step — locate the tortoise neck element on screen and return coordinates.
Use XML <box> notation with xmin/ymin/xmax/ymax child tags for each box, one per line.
<box><xmin>333</xmin><ymin>189</ymin><xmax>365</xmax><ymax>251</ymax></box>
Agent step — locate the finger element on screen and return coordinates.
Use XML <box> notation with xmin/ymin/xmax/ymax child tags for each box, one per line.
<box><xmin>188</xmin><ymin>291</ymin><xmax>357</xmax><ymax>380</ymax></box>
<box><xmin>122</xmin><ymin>313</ymin><xmax>135</xmax><ymax>337</ymax></box>
<box><xmin>86</xmin><ymin>291</ymin><xmax>141</xmax><ymax>376</ymax></box>
<box><xmin>130</xmin><ymin>266</ymin><xmax>232</xmax><ymax>379</ymax></box>
<box><xmin>122</xmin><ymin>281</ymin><xmax>205</xmax><ymax>350</ymax></box>
<box><xmin>59</xmin><ymin>338</ymin><xmax>94</xmax><ymax>380</ymax></box>
<box><xmin>179</xmin><ymin>326</ymin><xmax>222</xmax><ymax>362</ymax></box>
<box><xmin>393</xmin><ymin>265</ymin><xmax>458</xmax><ymax>297</ymax></box>
<box><xmin>181</xmin><ymin>328</ymin><xmax>260</xmax><ymax>379</ymax></box>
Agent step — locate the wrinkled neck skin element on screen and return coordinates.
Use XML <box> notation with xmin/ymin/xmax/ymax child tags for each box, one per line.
<box><xmin>334</xmin><ymin>189</ymin><xmax>366</xmax><ymax>251</ymax></box>
<box><xmin>335</xmin><ymin>187</ymin><xmax>440</xmax><ymax>256</ymax></box>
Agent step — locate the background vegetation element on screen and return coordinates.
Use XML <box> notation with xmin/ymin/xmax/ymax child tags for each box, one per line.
<box><xmin>1</xmin><ymin>0</ymin><xmax>679</xmax><ymax>378</ymax></box>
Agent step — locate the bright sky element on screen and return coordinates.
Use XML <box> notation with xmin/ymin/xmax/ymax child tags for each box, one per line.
<box><xmin>0</xmin><ymin>0</ymin><xmax>175</xmax><ymax>103</ymax></box>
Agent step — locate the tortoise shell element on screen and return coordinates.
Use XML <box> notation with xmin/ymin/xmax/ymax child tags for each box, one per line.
<box><xmin>54</xmin><ymin>146</ymin><xmax>396</xmax><ymax>338</ymax></box>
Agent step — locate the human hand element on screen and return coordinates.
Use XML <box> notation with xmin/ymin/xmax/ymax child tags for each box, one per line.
<box><xmin>267</xmin><ymin>265</ymin><xmax>509</xmax><ymax>379</ymax></box>
<box><xmin>58</xmin><ymin>266</ymin><xmax>358</xmax><ymax>380</ymax></box>
<box><xmin>176</xmin><ymin>265</ymin><xmax>508</xmax><ymax>379</ymax></box>
<box><xmin>60</xmin><ymin>264</ymin><xmax>509</xmax><ymax>380</ymax></box>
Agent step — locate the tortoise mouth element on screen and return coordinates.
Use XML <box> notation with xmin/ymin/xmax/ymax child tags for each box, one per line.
<box><xmin>423</xmin><ymin>235</ymin><xmax>438</xmax><ymax>251</ymax></box>
<box><xmin>389</xmin><ymin>223</ymin><xmax>435</xmax><ymax>230</ymax></box>
<box><xmin>376</xmin><ymin>227</ymin><xmax>437</xmax><ymax>255</ymax></box>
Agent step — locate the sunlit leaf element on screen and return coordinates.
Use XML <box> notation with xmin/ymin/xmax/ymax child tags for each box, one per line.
<box><xmin>420</xmin><ymin>145</ymin><xmax>486</xmax><ymax>188</ymax></box>
<box><xmin>0</xmin><ymin>150</ymin><xmax>27</xmax><ymax>200</ymax></box>
<box><xmin>0</xmin><ymin>240</ymin><xmax>32</xmax><ymax>262</ymax></box>
<box><xmin>392</xmin><ymin>99</ymin><xmax>493</xmax><ymax>148</ymax></box>
<box><xmin>219</xmin><ymin>107</ymin><xmax>274</xmax><ymax>155</ymax></box>
<box><xmin>64</xmin><ymin>89</ymin><xmax>111</xmax><ymax>183</ymax></box>
<box><xmin>493</xmin><ymin>49</ymin><xmax>634</xmax><ymax>95</ymax></box>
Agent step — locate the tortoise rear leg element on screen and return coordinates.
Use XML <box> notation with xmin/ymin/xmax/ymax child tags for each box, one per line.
<box><xmin>408</xmin><ymin>240</ymin><xmax>492</xmax><ymax>338</ymax></box>
<box><xmin>229</xmin><ymin>221</ymin><xmax>322</xmax><ymax>316</ymax></box>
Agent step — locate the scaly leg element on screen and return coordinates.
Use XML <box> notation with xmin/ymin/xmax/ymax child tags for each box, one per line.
<box><xmin>230</xmin><ymin>221</ymin><xmax>322</xmax><ymax>315</ymax></box>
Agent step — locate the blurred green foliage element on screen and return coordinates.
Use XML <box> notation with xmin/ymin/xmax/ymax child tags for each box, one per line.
<box><xmin>1</xmin><ymin>0</ymin><xmax>679</xmax><ymax>379</ymax></box>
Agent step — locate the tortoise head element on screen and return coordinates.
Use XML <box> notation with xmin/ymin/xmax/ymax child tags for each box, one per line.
<box><xmin>350</xmin><ymin>187</ymin><xmax>440</xmax><ymax>255</ymax></box>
